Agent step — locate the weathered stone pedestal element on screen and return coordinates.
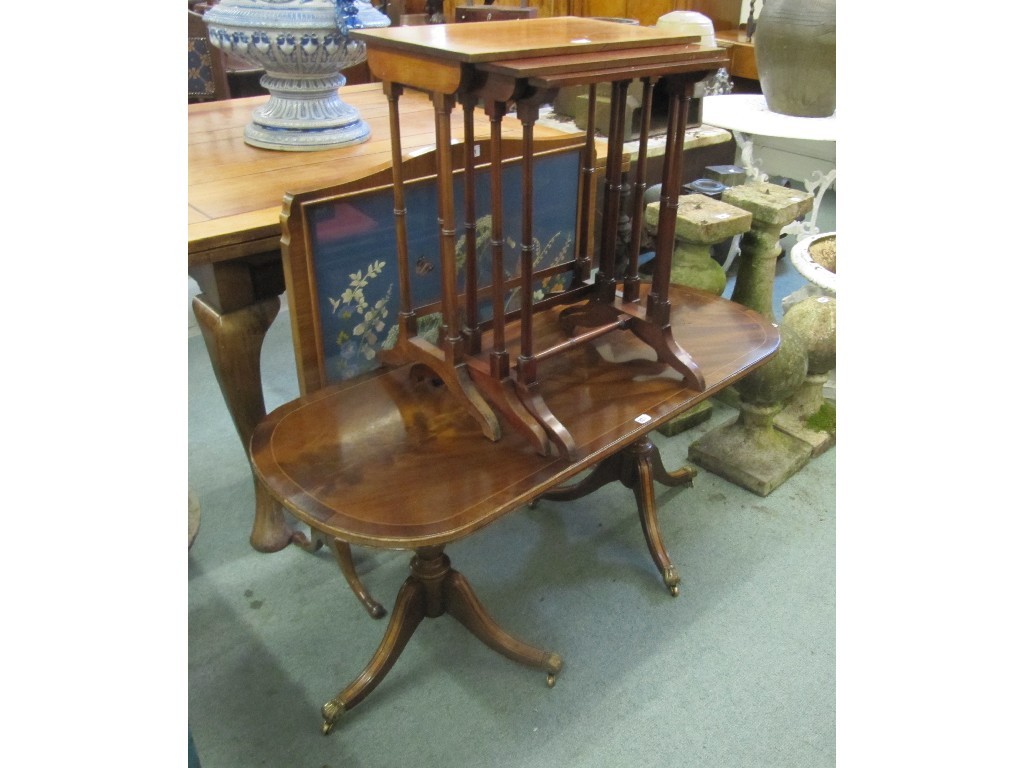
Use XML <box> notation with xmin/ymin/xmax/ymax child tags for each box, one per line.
<box><xmin>688</xmin><ymin>181</ymin><xmax>815</xmax><ymax>495</ymax></box>
<box><xmin>726</xmin><ymin>182</ymin><xmax>814</xmax><ymax>320</ymax></box>
<box><xmin>644</xmin><ymin>193</ymin><xmax>751</xmax><ymax>297</ymax></box>
<box><xmin>775</xmin><ymin>295</ymin><xmax>836</xmax><ymax>457</ymax></box>
<box><xmin>782</xmin><ymin>230</ymin><xmax>837</xmax><ymax>428</ymax></box>
<box><xmin>689</xmin><ymin>332</ymin><xmax>811</xmax><ymax>495</ymax></box>
<box><xmin>644</xmin><ymin>194</ymin><xmax>752</xmax><ymax>435</ymax></box>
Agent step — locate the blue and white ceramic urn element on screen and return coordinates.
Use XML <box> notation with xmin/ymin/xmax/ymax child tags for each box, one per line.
<box><xmin>203</xmin><ymin>0</ymin><xmax>390</xmax><ymax>151</ymax></box>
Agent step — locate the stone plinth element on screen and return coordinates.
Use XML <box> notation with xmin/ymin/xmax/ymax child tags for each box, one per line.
<box><xmin>644</xmin><ymin>194</ymin><xmax>752</xmax><ymax>297</ymax></box>
<box><xmin>553</xmin><ymin>82</ymin><xmax>645</xmax><ymax>141</ymax></box>
<box><xmin>689</xmin><ymin>330</ymin><xmax>811</xmax><ymax>496</ymax></box>
<box><xmin>688</xmin><ymin>181</ymin><xmax>815</xmax><ymax>495</ymax></box>
<box><xmin>724</xmin><ymin>182</ymin><xmax>813</xmax><ymax>322</ymax></box>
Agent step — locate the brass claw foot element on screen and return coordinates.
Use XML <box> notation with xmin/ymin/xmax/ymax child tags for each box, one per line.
<box><xmin>546</xmin><ymin>652</ymin><xmax>562</xmax><ymax>685</ymax></box>
<box><xmin>321</xmin><ymin>699</ymin><xmax>345</xmax><ymax>735</ymax></box>
<box><xmin>663</xmin><ymin>566</ymin><xmax>680</xmax><ymax>597</ymax></box>
<box><xmin>544</xmin><ymin>651</ymin><xmax>562</xmax><ymax>688</ymax></box>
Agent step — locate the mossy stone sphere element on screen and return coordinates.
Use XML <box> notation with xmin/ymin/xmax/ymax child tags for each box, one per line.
<box><xmin>736</xmin><ymin>330</ymin><xmax>807</xmax><ymax>405</ymax></box>
<box><xmin>782</xmin><ymin>296</ymin><xmax>836</xmax><ymax>376</ymax></box>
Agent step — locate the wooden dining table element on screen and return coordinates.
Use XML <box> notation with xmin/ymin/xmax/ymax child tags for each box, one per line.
<box><xmin>250</xmin><ymin>282</ymin><xmax>781</xmax><ymax>732</ymax></box>
<box><xmin>189</xmin><ymin>80</ymin><xmax>734</xmax><ymax>554</ymax></box>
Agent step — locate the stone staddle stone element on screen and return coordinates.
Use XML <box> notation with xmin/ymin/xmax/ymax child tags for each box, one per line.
<box><xmin>741</xmin><ymin>331</ymin><xmax>806</xmax><ymax>405</ymax></box>
<box><xmin>784</xmin><ymin>295</ymin><xmax>837</xmax><ymax>376</ymax></box>
<box><xmin>687</xmin><ymin>184</ymin><xmax>817</xmax><ymax>493</ymax></box>
<box><xmin>722</xmin><ymin>182</ymin><xmax>813</xmax><ymax>228</ymax></box>
<box><xmin>724</xmin><ymin>182</ymin><xmax>814</xmax><ymax>322</ymax></box>
<box><xmin>687</xmin><ymin>322</ymin><xmax>812</xmax><ymax>496</ymax></box>
<box><xmin>644</xmin><ymin>194</ymin><xmax>753</xmax><ymax>244</ymax></box>
<box><xmin>775</xmin><ymin>295</ymin><xmax>837</xmax><ymax>456</ymax></box>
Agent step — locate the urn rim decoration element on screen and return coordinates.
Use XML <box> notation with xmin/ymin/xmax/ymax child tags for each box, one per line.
<box><xmin>202</xmin><ymin>0</ymin><xmax>391</xmax><ymax>151</ymax></box>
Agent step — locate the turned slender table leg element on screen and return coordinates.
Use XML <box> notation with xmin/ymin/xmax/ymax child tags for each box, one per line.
<box><xmin>321</xmin><ymin>577</ymin><xmax>426</xmax><ymax>734</ymax></box>
<box><xmin>445</xmin><ymin>570</ymin><xmax>562</xmax><ymax>686</ymax></box>
<box><xmin>328</xmin><ymin>537</ymin><xmax>386</xmax><ymax>619</ymax></box>
<box><xmin>319</xmin><ymin>546</ymin><xmax>560</xmax><ymax>735</ymax></box>
<box><xmin>624</xmin><ymin>438</ymin><xmax>692</xmax><ymax>597</ymax></box>
<box><xmin>537</xmin><ymin>436</ymin><xmax>695</xmax><ymax>596</ymax></box>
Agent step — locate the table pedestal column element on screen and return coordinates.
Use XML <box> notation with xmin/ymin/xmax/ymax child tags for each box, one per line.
<box><xmin>320</xmin><ymin>546</ymin><xmax>562</xmax><ymax>735</ymax></box>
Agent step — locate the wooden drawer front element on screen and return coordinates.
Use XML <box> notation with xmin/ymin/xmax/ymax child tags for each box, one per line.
<box><xmin>727</xmin><ymin>40</ymin><xmax>758</xmax><ymax>80</ymax></box>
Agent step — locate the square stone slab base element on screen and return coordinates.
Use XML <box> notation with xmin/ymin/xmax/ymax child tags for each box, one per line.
<box><xmin>774</xmin><ymin>411</ymin><xmax>835</xmax><ymax>458</ymax></box>
<box><xmin>688</xmin><ymin>417</ymin><xmax>812</xmax><ymax>497</ymax></box>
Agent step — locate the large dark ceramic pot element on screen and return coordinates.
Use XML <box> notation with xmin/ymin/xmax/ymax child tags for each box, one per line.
<box><xmin>754</xmin><ymin>0</ymin><xmax>836</xmax><ymax>117</ymax></box>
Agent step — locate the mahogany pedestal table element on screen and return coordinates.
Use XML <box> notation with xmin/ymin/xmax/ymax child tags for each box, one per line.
<box><xmin>250</xmin><ymin>284</ymin><xmax>779</xmax><ymax>734</ymax></box>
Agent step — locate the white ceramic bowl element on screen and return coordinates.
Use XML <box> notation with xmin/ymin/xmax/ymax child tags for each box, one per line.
<box><xmin>655</xmin><ymin>11</ymin><xmax>717</xmax><ymax>48</ymax></box>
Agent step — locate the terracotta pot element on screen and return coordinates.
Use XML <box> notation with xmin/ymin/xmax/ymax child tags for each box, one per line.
<box><xmin>754</xmin><ymin>0</ymin><xmax>836</xmax><ymax>117</ymax></box>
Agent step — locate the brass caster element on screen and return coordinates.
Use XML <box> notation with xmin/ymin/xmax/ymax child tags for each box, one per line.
<box><xmin>368</xmin><ymin>602</ymin><xmax>387</xmax><ymax>620</ymax></box>
<box><xmin>321</xmin><ymin>699</ymin><xmax>345</xmax><ymax>736</ymax></box>
<box><xmin>544</xmin><ymin>652</ymin><xmax>562</xmax><ymax>688</ymax></box>
<box><xmin>663</xmin><ymin>566</ymin><xmax>680</xmax><ymax>597</ymax></box>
